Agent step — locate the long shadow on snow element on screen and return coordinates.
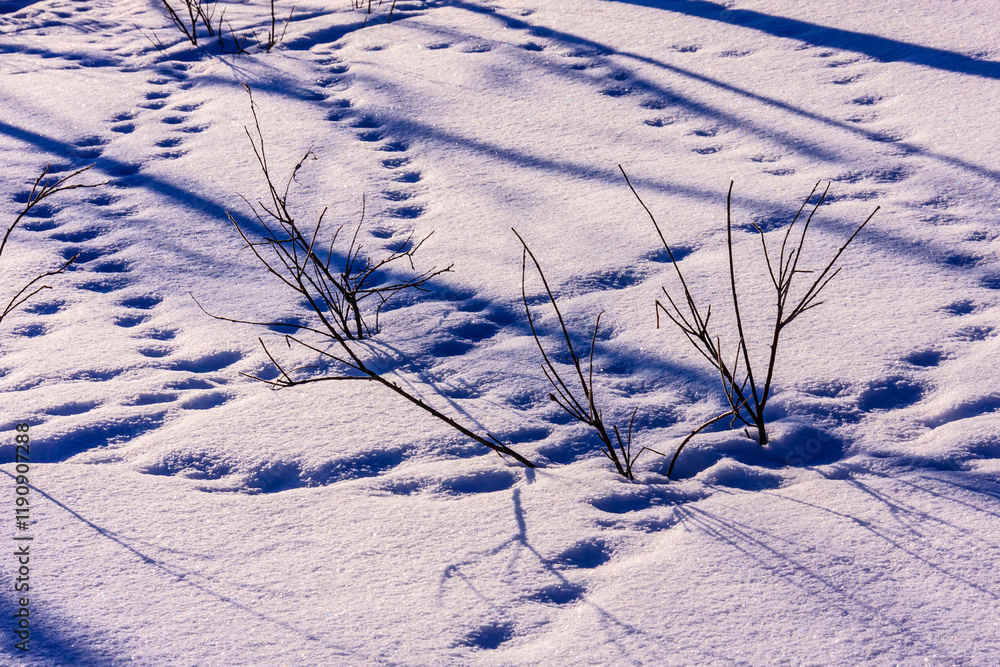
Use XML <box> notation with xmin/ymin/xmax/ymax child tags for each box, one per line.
<box><xmin>439</xmin><ymin>1</ymin><xmax>1000</xmax><ymax>184</ymax></box>
<box><xmin>358</xmin><ymin>80</ymin><xmax>995</xmax><ymax>304</ymax></box>
<box><xmin>0</xmin><ymin>586</ymin><xmax>114</xmax><ymax>666</ymax></box>
<box><xmin>442</xmin><ymin>487</ymin><xmax>644</xmax><ymax>653</ymax></box>
<box><xmin>672</xmin><ymin>500</ymin><xmax>971</xmax><ymax>662</ymax></box>
<box><xmin>0</xmin><ymin>470</ymin><xmax>360</xmax><ymax>658</ymax></box>
<box><xmin>0</xmin><ymin>119</ymin><xmax>273</xmax><ymax>265</ymax></box>
<box><xmin>0</xmin><ymin>0</ymin><xmax>41</xmax><ymax>14</ymax></box>
<box><xmin>296</xmin><ymin>23</ymin><xmax>1000</xmax><ymax>287</ymax></box>
<box><xmin>608</xmin><ymin>0</ymin><xmax>1000</xmax><ymax>81</ymax></box>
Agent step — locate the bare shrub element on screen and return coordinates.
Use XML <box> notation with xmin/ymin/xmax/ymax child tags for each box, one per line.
<box><xmin>249</xmin><ymin>0</ymin><xmax>294</xmax><ymax>53</ymax></box>
<box><xmin>514</xmin><ymin>229</ymin><xmax>658</xmax><ymax>479</ymax></box>
<box><xmin>620</xmin><ymin>166</ymin><xmax>878</xmax><ymax>470</ymax></box>
<box><xmin>196</xmin><ymin>85</ymin><xmax>536</xmax><ymax>468</ymax></box>
<box><xmin>1</xmin><ymin>165</ymin><xmax>103</xmax><ymax>326</ymax></box>
<box><xmin>158</xmin><ymin>0</ymin><xmax>216</xmax><ymax>46</ymax></box>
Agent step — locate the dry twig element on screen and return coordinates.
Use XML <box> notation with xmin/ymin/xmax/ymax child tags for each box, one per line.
<box><xmin>196</xmin><ymin>85</ymin><xmax>535</xmax><ymax>468</ymax></box>
<box><xmin>514</xmin><ymin>228</ymin><xmax>653</xmax><ymax>479</ymax></box>
<box><xmin>621</xmin><ymin>165</ymin><xmax>877</xmax><ymax>450</ymax></box>
<box><xmin>1</xmin><ymin>165</ymin><xmax>105</xmax><ymax>326</ymax></box>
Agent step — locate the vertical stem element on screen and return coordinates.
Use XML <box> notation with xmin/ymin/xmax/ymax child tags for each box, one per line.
<box><xmin>726</xmin><ymin>182</ymin><xmax>762</xmax><ymax>423</ymax></box>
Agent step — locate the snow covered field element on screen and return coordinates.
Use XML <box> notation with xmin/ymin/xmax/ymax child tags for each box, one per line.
<box><xmin>2</xmin><ymin>0</ymin><xmax>1000</xmax><ymax>664</ymax></box>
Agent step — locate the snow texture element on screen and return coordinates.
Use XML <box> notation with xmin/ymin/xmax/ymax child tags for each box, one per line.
<box><xmin>1</xmin><ymin>0</ymin><xmax>1000</xmax><ymax>664</ymax></box>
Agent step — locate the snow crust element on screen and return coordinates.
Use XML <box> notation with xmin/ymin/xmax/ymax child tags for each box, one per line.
<box><xmin>2</xmin><ymin>0</ymin><xmax>999</xmax><ymax>664</ymax></box>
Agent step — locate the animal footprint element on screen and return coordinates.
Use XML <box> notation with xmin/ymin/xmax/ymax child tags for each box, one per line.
<box><xmin>460</xmin><ymin>623</ymin><xmax>514</xmax><ymax>650</ymax></box>
<box><xmin>388</xmin><ymin>205</ymin><xmax>423</xmax><ymax>219</ymax></box>
<box><xmin>851</xmin><ymin>95</ymin><xmax>882</xmax><ymax>106</ymax></box>
<box><xmin>11</xmin><ymin>323</ymin><xmax>47</xmax><ymax>337</ymax></box>
<box><xmin>43</xmin><ymin>401</ymin><xmax>99</xmax><ymax>416</ymax></box>
<box><xmin>591</xmin><ymin>486</ymin><xmax>701</xmax><ymax>514</ymax></box>
<box><xmin>942</xmin><ymin>300</ymin><xmax>977</xmax><ymax>316</ymax></box>
<box><xmin>179</xmin><ymin>391</ymin><xmax>232</xmax><ymax>410</ymax></box>
<box><xmin>643</xmin><ymin>118</ymin><xmax>675</xmax><ymax>128</ymax></box>
<box><xmin>36</xmin><ymin>413</ymin><xmax>166</xmax><ymax>463</ymax></box>
<box><xmin>75</xmin><ymin>136</ymin><xmax>108</xmax><ymax>159</ymax></box>
<box><xmin>379</xmin><ymin>140</ymin><xmax>408</xmax><ymax>152</ymax></box>
<box><xmin>121</xmin><ymin>295</ymin><xmax>162</xmax><ymax>309</ymax></box>
<box><xmin>168</xmin><ymin>351</ymin><xmax>242</xmax><ymax>373</ymax></box>
<box><xmin>383</xmin><ymin>190</ymin><xmax>412</xmax><ymax>201</ymax></box>
<box><xmin>856</xmin><ymin>377</ymin><xmax>924</xmax><ymax>411</ymax></box>
<box><xmin>77</xmin><ymin>276</ymin><xmax>132</xmax><ymax>293</ymax></box>
<box><xmin>954</xmin><ymin>325</ymin><xmax>993</xmax><ymax>342</ymax></box>
<box><xmin>381</xmin><ymin>157</ymin><xmax>410</xmax><ymax>169</ymax></box>
<box><xmin>832</xmin><ymin>74</ymin><xmax>864</xmax><ymax>85</ymax></box>
<box><xmin>125</xmin><ymin>393</ymin><xmax>178</xmax><ymax>406</ymax></box>
<box><xmin>138</xmin><ymin>347</ymin><xmax>172</xmax><ymax>358</ymax></box>
<box><xmin>551</xmin><ymin>538</ymin><xmax>613</xmax><ymax>569</ymax></box>
<box><xmin>50</xmin><ymin>227</ymin><xmax>105</xmax><ymax>243</ymax></box>
<box><xmin>90</xmin><ymin>260</ymin><xmax>130</xmax><ymax>273</ymax></box>
<box><xmin>114</xmin><ymin>314</ymin><xmax>149</xmax><ymax>328</ymax></box>
<box><xmin>22</xmin><ymin>301</ymin><xmax>63</xmax><ymax>315</ymax></box>
<box><xmin>526</xmin><ymin>583</ymin><xmax>585</xmax><ymax>605</ymax></box>
<box><xmin>435</xmin><ymin>470</ymin><xmax>518</xmax><ymax>495</ymax></box>
<box><xmin>140</xmin><ymin>328</ymin><xmax>176</xmax><ymax>341</ymax></box>
<box><xmin>905</xmin><ymin>350</ymin><xmax>945</xmax><ymax>367</ymax></box>
<box><xmin>352</xmin><ymin>116</ymin><xmax>381</xmax><ymax>129</ymax></box>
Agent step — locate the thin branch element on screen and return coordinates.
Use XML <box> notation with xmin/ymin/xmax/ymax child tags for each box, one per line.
<box><xmin>667</xmin><ymin>410</ymin><xmax>735</xmax><ymax>479</ymax></box>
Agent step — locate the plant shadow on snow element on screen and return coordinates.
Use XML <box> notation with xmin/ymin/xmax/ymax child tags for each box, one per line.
<box><xmin>16</xmin><ymin>413</ymin><xmax>168</xmax><ymax>463</ymax></box>
<box><xmin>0</xmin><ymin>585</ymin><xmax>114</xmax><ymax>666</ymax></box>
<box><xmin>443</xmin><ymin>489</ymin><xmax>637</xmax><ymax>653</ymax></box>
<box><xmin>96</xmin><ymin>7</ymin><xmax>989</xmax><ymax>289</ymax></box>
<box><xmin>0</xmin><ymin>470</ymin><xmax>353</xmax><ymax>656</ymax></box>
<box><xmin>644</xmin><ymin>421</ymin><xmax>847</xmax><ymax>485</ymax></box>
<box><xmin>392</xmin><ymin>0</ymin><xmax>1000</xmax><ymax>207</ymax></box>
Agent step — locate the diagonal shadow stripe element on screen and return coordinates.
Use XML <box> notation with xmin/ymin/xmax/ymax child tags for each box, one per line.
<box><xmin>443</xmin><ymin>1</ymin><xmax>1000</xmax><ymax>184</ymax></box>
<box><xmin>606</xmin><ymin>0</ymin><xmax>1000</xmax><ymax>80</ymax></box>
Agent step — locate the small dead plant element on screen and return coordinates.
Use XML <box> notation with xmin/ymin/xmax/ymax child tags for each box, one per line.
<box><xmin>620</xmin><ymin>166</ymin><xmax>878</xmax><ymax>471</ymax></box>
<box><xmin>196</xmin><ymin>85</ymin><xmax>536</xmax><ymax>468</ymax></box>
<box><xmin>250</xmin><ymin>0</ymin><xmax>294</xmax><ymax>53</ymax></box>
<box><xmin>2</xmin><ymin>165</ymin><xmax>104</xmax><ymax>327</ymax></box>
<box><xmin>354</xmin><ymin>0</ymin><xmax>400</xmax><ymax>27</ymax></box>
<box><xmin>158</xmin><ymin>0</ymin><xmax>217</xmax><ymax>46</ymax></box>
<box><xmin>514</xmin><ymin>229</ymin><xmax>655</xmax><ymax>479</ymax></box>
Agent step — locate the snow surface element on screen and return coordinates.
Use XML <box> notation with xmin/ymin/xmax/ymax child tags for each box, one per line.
<box><xmin>2</xmin><ymin>0</ymin><xmax>1000</xmax><ymax>664</ymax></box>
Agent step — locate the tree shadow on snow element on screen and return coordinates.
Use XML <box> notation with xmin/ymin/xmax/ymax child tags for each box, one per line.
<box><xmin>0</xmin><ymin>470</ymin><xmax>358</xmax><ymax>658</ymax></box>
<box><xmin>605</xmin><ymin>0</ymin><xmax>1000</xmax><ymax>81</ymax></box>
